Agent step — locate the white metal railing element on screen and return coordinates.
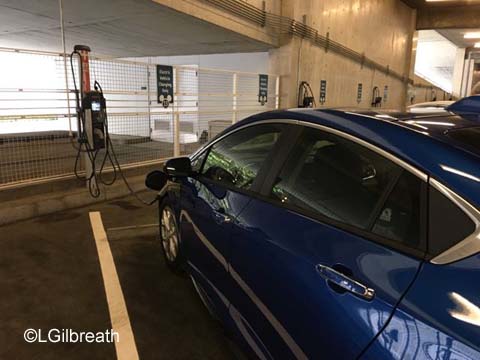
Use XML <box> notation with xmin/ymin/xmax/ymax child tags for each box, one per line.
<box><xmin>0</xmin><ymin>47</ymin><xmax>279</xmax><ymax>188</ymax></box>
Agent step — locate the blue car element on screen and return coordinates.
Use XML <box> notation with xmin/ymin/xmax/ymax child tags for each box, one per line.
<box><xmin>145</xmin><ymin>97</ymin><xmax>480</xmax><ymax>360</ymax></box>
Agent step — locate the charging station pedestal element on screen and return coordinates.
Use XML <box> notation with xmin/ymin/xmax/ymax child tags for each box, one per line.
<box><xmin>74</xmin><ymin>45</ymin><xmax>106</xmax><ymax>194</ymax></box>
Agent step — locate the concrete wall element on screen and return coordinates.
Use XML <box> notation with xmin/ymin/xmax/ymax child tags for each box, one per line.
<box><xmin>269</xmin><ymin>0</ymin><xmax>416</xmax><ymax>110</ymax></box>
<box><xmin>137</xmin><ymin>52</ymin><xmax>269</xmax><ymax>73</ymax></box>
<box><xmin>409</xmin><ymin>75</ymin><xmax>452</xmax><ymax>105</ymax></box>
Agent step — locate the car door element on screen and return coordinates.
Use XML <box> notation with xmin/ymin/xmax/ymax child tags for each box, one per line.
<box><xmin>179</xmin><ymin>122</ymin><xmax>290</xmax><ymax>324</ymax></box>
<box><xmin>228</xmin><ymin>123</ymin><xmax>428</xmax><ymax>359</ymax></box>
<box><xmin>362</xmin><ymin>180</ymin><xmax>480</xmax><ymax>359</ymax></box>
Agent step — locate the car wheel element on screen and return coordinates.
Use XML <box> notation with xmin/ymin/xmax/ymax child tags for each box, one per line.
<box><xmin>159</xmin><ymin>198</ymin><xmax>184</xmax><ymax>272</ymax></box>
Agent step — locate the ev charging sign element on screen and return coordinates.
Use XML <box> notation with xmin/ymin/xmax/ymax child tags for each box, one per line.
<box><xmin>258</xmin><ymin>74</ymin><xmax>268</xmax><ymax>105</ymax></box>
<box><xmin>156</xmin><ymin>65</ymin><xmax>174</xmax><ymax>108</ymax></box>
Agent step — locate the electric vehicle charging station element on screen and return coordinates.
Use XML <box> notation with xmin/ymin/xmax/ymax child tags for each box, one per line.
<box><xmin>1</xmin><ymin>0</ymin><xmax>474</xmax><ymax>358</ymax></box>
<box><xmin>70</xmin><ymin>45</ymin><xmax>156</xmax><ymax>203</ymax></box>
<box><xmin>71</xmin><ymin>45</ymin><xmax>107</xmax><ymax>197</ymax></box>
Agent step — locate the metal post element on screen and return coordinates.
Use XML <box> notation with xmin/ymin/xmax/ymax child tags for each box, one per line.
<box><xmin>463</xmin><ymin>51</ymin><xmax>473</xmax><ymax>97</ymax></box>
<box><xmin>173</xmin><ymin>67</ymin><xmax>180</xmax><ymax>157</ymax></box>
<box><xmin>232</xmin><ymin>73</ymin><xmax>237</xmax><ymax>124</ymax></box>
<box><xmin>58</xmin><ymin>0</ymin><xmax>72</xmax><ymax>136</ymax></box>
<box><xmin>459</xmin><ymin>55</ymin><xmax>466</xmax><ymax>98</ymax></box>
<box><xmin>147</xmin><ymin>59</ymin><xmax>152</xmax><ymax>137</ymax></box>
<box><xmin>275</xmin><ymin>75</ymin><xmax>280</xmax><ymax>109</ymax></box>
<box><xmin>75</xmin><ymin>45</ymin><xmax>96</xmax><ymax>191</ymax></box>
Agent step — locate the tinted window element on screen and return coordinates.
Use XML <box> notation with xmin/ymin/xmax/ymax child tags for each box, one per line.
<box><xmin>429</xmin><ymin>186</ymin><xmax>475</xmax><ymax>255</ymax></box>
<box><xmin>202</xmin><ymin>124</ymin><xmax>282</xmax><ymax>190</ymax></box>
<box><xmin>372</xmin><ymin>171</ymin><xmax>423</xmax><ymax>249</ymax></box>
<box><xmin>191</xmin><ymin>150</ymin><xmax>207</xmax><ymax>173</ymax></box>
<box><xmin>271</xmin><ymin>127</ymin><xmax>402</xmax><ymax>229</ymax></box>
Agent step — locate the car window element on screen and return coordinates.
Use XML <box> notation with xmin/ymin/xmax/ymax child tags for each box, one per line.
<box><xmin>429</xmin><ymin>186</ymin><xmax>475</xmax><ymax>256</ymax></box>
<box><xmin>191</xmin><ymin>150</ymin><xmax>207</xmax><ymax>173</ymax></box>
<box><xmin>372</xmin><ymin>170</ymin><xmax>424</xmax><ymax>249</ymax></box>
<box><xmin>270</xmin><ymin>126</ymin><xmax>404</xmax><ymax>230</ymax></box>
<box><xmin>201</xmin><ymin>124</ymin><xmax>282</xmax><ymax>190</ymax></box>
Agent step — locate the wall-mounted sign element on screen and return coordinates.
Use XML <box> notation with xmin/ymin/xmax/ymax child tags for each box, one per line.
<box><xmin>258</xmin><ymin>74</ymin><xmax>268</xmax><ymax>105</ymax></box>
<box><xmin>357</xmin><ymin>83</ymin><xmax>363</xmax><ymax>104</ymax></box>
<box><xmin>156</xmin><ymin>65</ymin><xmax>174</xmax><ymax>108</ymax></box>
<box><xmin>383</xmin><ymin>85</ymin><xmax>389</xmax><ymax>103</ymax></box>
<box><xmin>320</xmin><ymin>80</ymin><xmax>327</xmax><ymax>104</ymax></box>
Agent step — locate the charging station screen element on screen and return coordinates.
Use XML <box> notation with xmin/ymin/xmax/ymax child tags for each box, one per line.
<box><xmin>91</xmin><ymin>101</ymin><xmax>101</xmax><ymax>111</ymax></box>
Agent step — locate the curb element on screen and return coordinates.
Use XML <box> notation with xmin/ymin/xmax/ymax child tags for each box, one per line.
<box><xmin>0</xmin><ymin>174</ymin><xmax>154</xmax><ymax>226</ymax></box>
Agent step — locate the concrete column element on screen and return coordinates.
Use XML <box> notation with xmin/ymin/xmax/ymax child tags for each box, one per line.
<box><xmin>269</xmin><ymin>37</ymin><xmax>301</xmax><ymax>108</ymax></box>
<box><xmin>401</xmin><ymin>11</ymin><xmax>418</xmax><ymax>110</ymax></box>
<box><xmin>452</xmin><ymin>48</ymin><xmax>466</xmax><ymax>98</ymax></box>
<box><xmin>232</xmin><ymin>73</ymin><xmax>237</xmax><ymax>124</ymax></box>
<box><xmin>268</xmin><ymin>0</ymin><xmax>298</xmax><ymax>108</ymax></box>
<box><xmin>462</xmin><ymin>55</ymin><xmax>475</xmax><ymax>97</ymax></box>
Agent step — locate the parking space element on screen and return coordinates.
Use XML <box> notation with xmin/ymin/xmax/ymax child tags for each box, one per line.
<box><xmin>0</xmin><ymin>194</ymin><xmax>240</xmax><ymax>360</ymax></box>
<box><xmin>3</xmin><ymin>0</ymin><xmax>480</xmax><ymax>358</ymax></box>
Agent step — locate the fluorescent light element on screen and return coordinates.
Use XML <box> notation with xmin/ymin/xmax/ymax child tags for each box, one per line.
<box><xmin>464</xmin><ymin>32</ymin><xmax>480</xmax><ymax>39</ymax></box>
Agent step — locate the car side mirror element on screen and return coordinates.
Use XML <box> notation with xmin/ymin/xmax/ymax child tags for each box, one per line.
<box><xmin>164</xmin><ymin>157</ymin><xmax>193</xmax><ymax>177</ymax></box>
<box><xmin>145</xmin><ymin>170</ymin><xmax>168</xmax><ymax>191</ymax></box>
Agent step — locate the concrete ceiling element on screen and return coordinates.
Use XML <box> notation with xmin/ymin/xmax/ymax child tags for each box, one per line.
<box><xmin>0</xmin><ymin>0</ymin><xmax>273</xmax><ymax>57</ymax></box>
<box><xmin>438</xmin><ymin>28</ymin><xmax>480</xmax><ymax>48</ymax></box>
<box><xmin>403</xmin><ymin>0</ymin><xmax>480</xmax><ymax>8</ymax></box>
<box><xmin>402</xmin><ymin>0</ymin><xmax>480</xmax><ymax>30</ymax></box>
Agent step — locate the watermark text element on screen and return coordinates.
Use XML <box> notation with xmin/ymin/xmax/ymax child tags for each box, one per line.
<box><xmin>24</xmin><ymin>328</ymin><xmax>119</xmax><ymax>343</ymax></box>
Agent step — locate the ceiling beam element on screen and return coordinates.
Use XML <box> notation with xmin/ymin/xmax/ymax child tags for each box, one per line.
<box><xmin>401</xmin><ymin>0</ymin><xmax>420</xmax><ymax>8</ymax></box>
<box><xmin>417</xmin><ymin>5</ymin><xmax>480</xmax><ymax>29</ymax></box>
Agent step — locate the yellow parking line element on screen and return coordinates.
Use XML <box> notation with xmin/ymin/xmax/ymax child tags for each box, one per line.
<box><xmin>89</xmin><ymin>211</ymin><xmax>139</xmax><ymax>360</ymax></box>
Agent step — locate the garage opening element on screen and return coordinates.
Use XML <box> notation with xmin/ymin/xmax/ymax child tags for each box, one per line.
<box><xmin>0</xmin><ymin>47</ymin><xmax>279</xmax><ymax>188</ymax></box>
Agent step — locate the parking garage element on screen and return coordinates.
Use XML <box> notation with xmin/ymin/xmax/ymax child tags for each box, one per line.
<box><xmin>1</xmin><ymin>0</ymin><xmax>480</xmax><ymax>359</ymax></box>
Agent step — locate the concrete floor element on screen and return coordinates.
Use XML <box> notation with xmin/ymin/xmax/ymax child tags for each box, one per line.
<box><xmin>0</xmin><ymin>194</ymin><xmax>241</xmax><ymax>359</ymax></box>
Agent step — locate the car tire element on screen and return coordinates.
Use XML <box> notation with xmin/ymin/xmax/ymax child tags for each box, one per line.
<box><xmin>158</xmin><ymin>198</ymin><xmax>184</xmax><ymax>273</ymax></box>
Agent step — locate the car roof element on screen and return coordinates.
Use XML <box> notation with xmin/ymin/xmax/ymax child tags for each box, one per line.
<box><xmin>233</xmin><ymin>108</ymin><xmax>480</xmax><ymax>208</ymax></box>
<box><xmin>338</xmin><ymin>108</ymin><xmax>479</xmax><ymax>140</ymax></box>
<box><xmin>247</xmin><ymin>107</ymin><xmax>480</xmax><ymax>154</ymax></box>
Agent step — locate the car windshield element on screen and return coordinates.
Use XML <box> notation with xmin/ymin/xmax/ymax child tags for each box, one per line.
<box><xmin>446</xmin><ymin>126</ymin><xmax>480</xmax><ymax>157</ymax></box>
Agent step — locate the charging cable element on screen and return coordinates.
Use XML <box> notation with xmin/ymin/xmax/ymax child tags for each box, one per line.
<box><xmin>69</xmin><ymin>51</ymin><xmax>157</xmax><ymax>205</ymax></box>
<box><xmin>298</xmin><ymin>81</ymin><xmax>316</xmax><ymax>108</ymax></box>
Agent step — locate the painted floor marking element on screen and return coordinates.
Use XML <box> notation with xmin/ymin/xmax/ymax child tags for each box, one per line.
<box><xmin>89</xmin><ymin>211</ymin><xmax>139</xmax><ymax>360</ymax></box>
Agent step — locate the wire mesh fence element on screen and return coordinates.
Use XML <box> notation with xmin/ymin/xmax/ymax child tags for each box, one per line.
<box><xmin>0</xmin><ymin>47</ymin><xmax>279</xmax><ymax>188</ymax></box>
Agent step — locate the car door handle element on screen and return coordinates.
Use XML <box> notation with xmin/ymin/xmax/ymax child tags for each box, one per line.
<box><xmin>316</xmin><ymin>264</ymin><xmax>375</xmax><ymax>301</ymax></box>
<box><xmin>212</xmin><ymin>208</ymin><xmax>232</xmax><ymax>224</ymax></box>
